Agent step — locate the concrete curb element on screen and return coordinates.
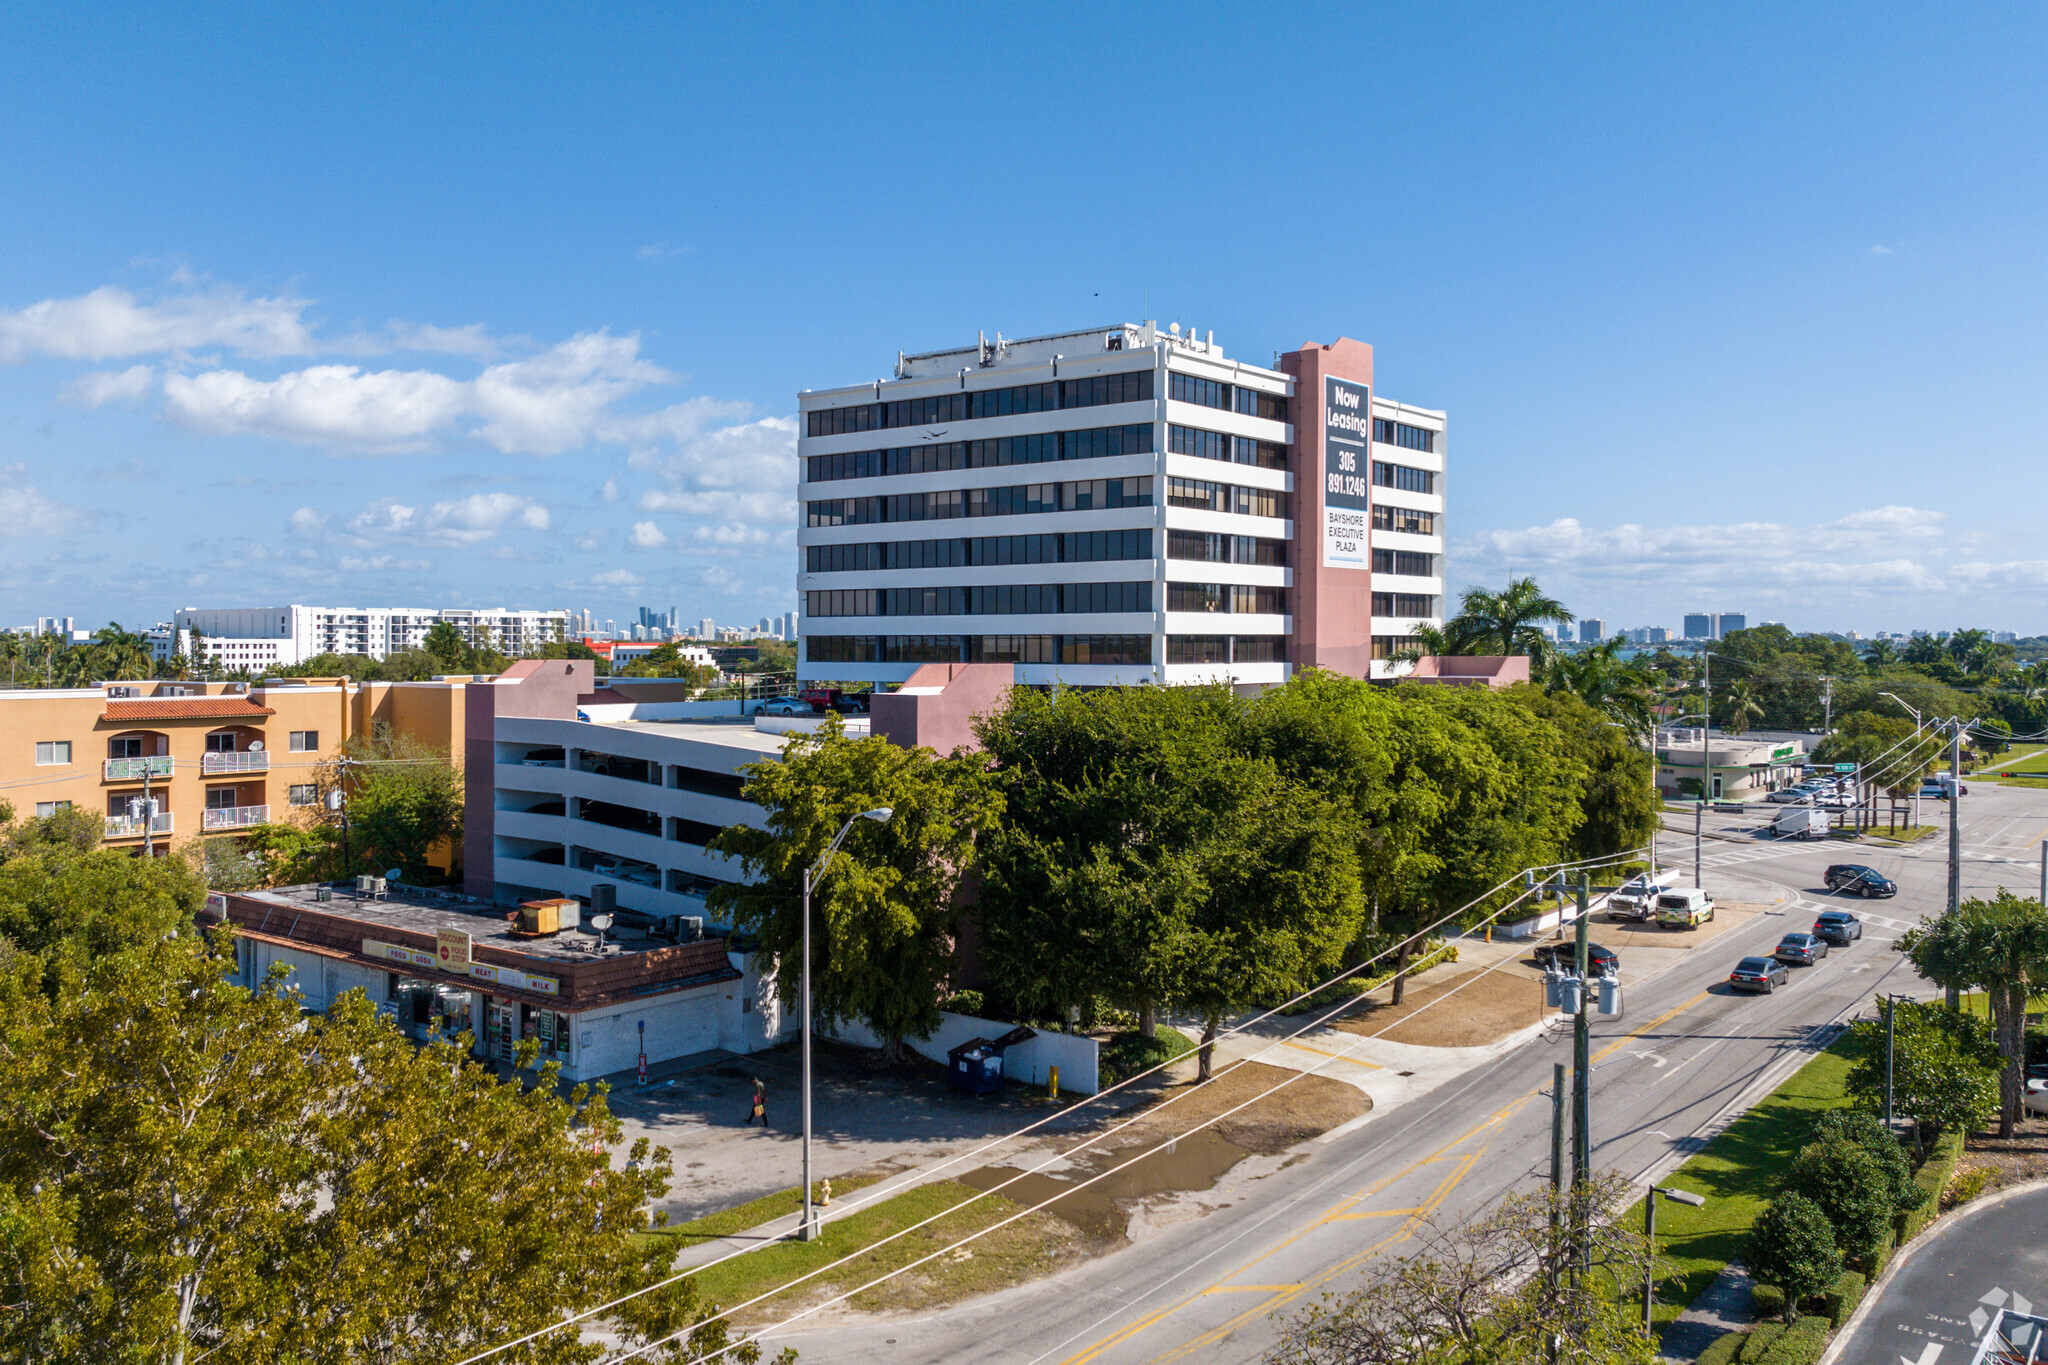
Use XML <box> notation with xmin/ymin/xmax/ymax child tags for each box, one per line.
<box><xmin>1815</xmin><ymin>1176</ymin><xmax>2048</xmax><ymax>1365</ymax></box>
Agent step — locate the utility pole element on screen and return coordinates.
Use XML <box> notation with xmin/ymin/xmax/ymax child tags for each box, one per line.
<box><xmin>1550</xmin><ymin>1060</ymin><xmax>1566</xmax><ymax>1291</ymax></box>
<box><xmin>1946</xmin><ymin>720</ymin><xmax>1962</xmax><ymax>1008</ymax></box>
<box><xmin>1883</xmin><ymin>994</ymin><xmax>1898</xmax><ymax>1130</ymax></box>
<box><xmin>1571</xmin><ymin>875</ymin><xmax>1593</xmax><ymax>1272</ymax></box>
<box><xmin>1820</xmin><ymin>676</ymin><xmax>1833</xmax><ymax>737</ymax></box>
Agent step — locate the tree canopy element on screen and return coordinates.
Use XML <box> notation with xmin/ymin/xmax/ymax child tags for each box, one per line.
<box><xmin>708</xmin><ymin>717</ymin><xmax>1002</xmax><ymax>1061</ymax></box>
<box><xmin>1897</xmin><ymin>891</ymin><xmax>2048</xmax><ymax>1135</ymax></box>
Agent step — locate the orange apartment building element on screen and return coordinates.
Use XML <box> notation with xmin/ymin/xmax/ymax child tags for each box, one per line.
<box><xmin>1</xmin><ymin>676</ymin><xmax>472</xmax><ymax>872</ymax></box>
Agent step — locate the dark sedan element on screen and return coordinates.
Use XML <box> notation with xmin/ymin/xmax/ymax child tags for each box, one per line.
<box><xmin>1812</xmin><ymin>910</ymin><xmax>1863</xmax><ymax>945</ymax></box>
<box><xmin>1729</xmin><ymin>956</ymin><xmax>1790</xmax><ymax>993</ymax></box>
<box><xmin>1533</xmin><ymin>942</ymin><xmax>1620</xmax><ymax>976</ymax></box>
<box><xmin>1774</xmin><ymin>933</ymin><xmax>1830</xmax><ymax>966</ymax></box>
<box><xmin>1825</xmin><ymin>864</ymin><xmax>1897</xmax><ymax>898</ymax></box>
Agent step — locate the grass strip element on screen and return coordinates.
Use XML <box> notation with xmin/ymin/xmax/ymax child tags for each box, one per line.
<box><xmin>681</xmin><ymin>1177</ymin><xmax>1079</xmax><ymax>1322</ymax></box>
<box><xmin>1629</xmin><ymin>1029</ymin><xmax>1863</xmax><ymax>1333</ymax></box>
<box><xmin>642</xmin><ymin>1174</ymin><xmax>885</xmax><ymax>1245</ymax></box>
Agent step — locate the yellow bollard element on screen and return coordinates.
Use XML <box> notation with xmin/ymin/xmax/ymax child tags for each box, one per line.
<box><xmin>1049</xmin><ymin>1065</ymin><xmax>1059</xmax><ymax>1099</ymax></box>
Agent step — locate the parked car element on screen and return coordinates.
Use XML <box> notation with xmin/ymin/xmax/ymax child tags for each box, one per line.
<box><xmin>2026</xmin><ymin>1078</ymin><xmax>2048</xmax><ymax>1117</ymax></box>
<box><xmin>1728</xmin><ymin>956</ymin><xmax>1790</xmax><ymax>993</ymax></box>
<box><xmin>1766</xmin><ymin>789</ymin><xmax>1813</xmax><ymax>804</ymax></box>
<box><xmin>1533</xmin><ymin>942</ymin><xmax>1620</xmax><ymax>975</ymax></box>
<box><xmin>1825</xmin><ymin>864</ymin><xmax>1897</xmax><ymax>898</ymax></box>
<box><xmin>1811</xmin><ymin>910</ymin><xmax>1864</xmax><ymax>945</ymax></box>
<box><xmin>1608</xmin><ymin>876</ymin><xmax>1669</xmax><ymax>922</ymax></box>
<box><xmin>1774</xmin><ymin>932</ymin><xmax>1830</xmax><ymax>966</ymax></box>
<box><xmin>1655</xmin><ymin>888</ymin><xmax>1716</xmax><ymax>928</ymax></box>
<box><xmin>1816</xmin><ymin>791</ymin><xmax>1853</xmax><ymax>810</ymax></box>
<box><xmin>754</xmin><ymin>696</ymin><xmax>810</xmax><ymax>716</ymax></box>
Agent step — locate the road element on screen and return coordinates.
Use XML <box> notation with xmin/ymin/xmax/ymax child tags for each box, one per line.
<box><xmin>1825</xmin><ymin>1181</ymin><xmax>2048</xmax><ymax>1365</ymax></box>
<box><xmin>764</xmin><ymin>784</ymin><xmax>2048</xmax><ymax>1365</ymax></box>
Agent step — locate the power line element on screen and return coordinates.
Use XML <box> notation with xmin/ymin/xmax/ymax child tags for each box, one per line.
<box><xmin>450</xmin><ymin>844</ymin><xmax>1653</xmax><ymax>1365</ymax></box>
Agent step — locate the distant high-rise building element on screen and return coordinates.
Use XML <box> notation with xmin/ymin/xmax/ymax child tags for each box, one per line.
<box><xmin>757</xmin><ymin>616</ymin><xmax>771</xmax><ymax>635</ymax></box>
<box><xmin>699</xmin><ymin>617</ymin><xmax>715</xmax><ymax>639</ymax></box>
<box><xmin>782</xmin><ymin>610</ymin><xmax>797</xmax><ymax>641</ymax></box>
<box><xmin>1683</xmin><ymin>613</ymin><xmax>1714</xmax><ymax>640</ymax></box>
<box><xmin>1717</xmin><ymin>613</ymin><xmax>1746</xmax><ymax>636</ymax></box>
<box><xmin>1578</xmin><ymin>619</ymin><xmax>1606</xmax><ymax>643</ymax></box>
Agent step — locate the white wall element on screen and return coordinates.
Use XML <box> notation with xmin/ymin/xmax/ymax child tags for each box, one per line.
<box><xmin>570</xmin><ymin>985</ymin><xmax>723</xmax><ymax>1081</ymax></box>
<box><xmin>824</xmin><ymin>1009</ymin><xmax>1100</xmax><ymax>1094</ymax></box>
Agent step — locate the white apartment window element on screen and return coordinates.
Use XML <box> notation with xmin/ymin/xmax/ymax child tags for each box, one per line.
<box><xmin>288</xmin><ymin>784</ymin><xmax>318</xmax><ymax>806</ymax></box>
<box><xmin>34</xmin><ymin>741</ymin><xmax>71</xmax><ymax>766</ymax></box>
<box><xmin>289</xmin><ymin>730</ymin><xmax>318</xmax><ymax>752</ymax></box>
<box><xmin>34</xmin><ymin>801</ymin><xmax>71</xmax><ymax>817</ymax></box>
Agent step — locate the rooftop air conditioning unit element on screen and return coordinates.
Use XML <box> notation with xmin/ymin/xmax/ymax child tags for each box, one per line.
<box><xmin>601</xmin><ymin>943</ymin><xmax>624</xmax><ymax>957</ymax></box>
<box><xmin>681</xmin><ymin>915</ymin><xmax>705</xmax><ymax>941</ymax></box>
<box><xmin>356</xmin><ymin>874</ymin><xmax>376</xmax><ymax>895</ymax></box>
<box><xmin>589</xmin><ymin>883</ymin><xmax>616</xmax><ymax>916</ymax></box>
<box><xmin>314</xmin><ymin>887</ymin><xmax>333</xmax><ymax>902</ymax></box>
<box><xmin>370</xmin><ymin>877</ymin><xmax>388</xmax><ymax>896</ymax></box>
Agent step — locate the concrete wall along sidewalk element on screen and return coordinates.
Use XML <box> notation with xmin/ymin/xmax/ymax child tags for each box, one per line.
<box><xmin>824</xmin><ymin>1010</ymin><xmax>1100</xmax><ymax>1094</ymax></box>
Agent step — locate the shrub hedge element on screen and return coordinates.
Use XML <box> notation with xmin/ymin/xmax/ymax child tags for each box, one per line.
<box><xmin>1738</xmin><ymin>1320</ymin><xmax>1786</xmax><ymax>1362</ymax></box>
<box><xmin>1755</xmin><ymin>1314</ymin><xmax>1832</xmax><ymax>1365</ymax></box>
<box><xmin>1824</xmin><ymin>1270</ymin><xmax>1867</xmax><ymax>1329</ymax></box>
<box><xmin>1750</xmin><ymin>1283</ymin><xmax>1786</xmax><ymax>1320</ymax></box>
<box><xmin>1696</xmin><ymin>1328</ymin><xmax>1748</xmax><ymax>1365</ymax></box>
<box><xmin>1899</xmin><ymin>1128</ymin><xmax>1966</xmax><ymax>1244</ymax></box>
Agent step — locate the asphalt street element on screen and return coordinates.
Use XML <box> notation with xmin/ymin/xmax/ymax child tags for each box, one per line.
<box><xmin>1826</xmin><ymin>1181</ymin><xmax>2048</xmax><ymax>1365</ymax></box>
<box><xmin>761</xmin><ymin>783</ymin><xmax>2048</xmax><ymax>1365</ymax></box>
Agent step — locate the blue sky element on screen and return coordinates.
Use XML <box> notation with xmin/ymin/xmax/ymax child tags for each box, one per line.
<box><xmin>2</xmin><ymin>3</ymin><xmax>2044</xmax><ymax>636</ymax></box>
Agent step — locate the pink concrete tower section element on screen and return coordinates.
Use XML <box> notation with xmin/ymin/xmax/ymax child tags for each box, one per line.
<box><xmin>1279</xmin><ymin>337</ymin><xmax>1377</xmax><ymax>679</ymax></box>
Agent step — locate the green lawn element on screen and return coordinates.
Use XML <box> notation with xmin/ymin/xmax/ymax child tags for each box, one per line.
<box><xmin>639</xmin><ymin>1175</ymin><xmax>885</xmax><ymax>1248</ymax></box>
<box><xmin>1627</xmin><ymin>1030</ymin><xmax>1863</xmax><ymax>1333</ymax></box>
<box><xmin>680</xmin><ymin>1178</ymin><xmax>1079</xmax><ymax>1322</ymax></box>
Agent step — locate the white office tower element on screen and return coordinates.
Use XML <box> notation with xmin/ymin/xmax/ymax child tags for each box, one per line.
<box><xmin>796</xmin><ymin>323</ymin><xmax>1445</xmax><ymax>686</ymax></box>
<box><xmin>173</xmin><ymin>605</ymin><xmax>570</xmax><ymax>663</ymax></box>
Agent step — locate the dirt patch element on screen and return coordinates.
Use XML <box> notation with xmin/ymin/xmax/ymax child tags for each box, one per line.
<box><xmin>1958</xmin><ymin>1112</ymin><xmax>2048</xmax><ymax>1194</ymax></box>
<box><xmin>1330</xmin><ymin>964</ymin><xmax>1550</xmax><ymax>1048</ymax></box>
<box><xmin>1139</xmin><ymin>1058</ymin><xmax>1367</xmax><ymax>1154</ymax></box>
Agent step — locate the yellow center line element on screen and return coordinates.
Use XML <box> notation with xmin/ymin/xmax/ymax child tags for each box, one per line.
<box><xmin>1062</xmin><ymin>987</ymin><xmax>1721</xmax><ymax>1365</ymax></box>
<box><xmin>1278</xmin><ymin>1039</ymin><xmax>1385</xmax><ymax>1069</ymax></box>
<box><xmin>1200</xmin><ymin>1284</ymin><xmax>1302</xmax><ymax>1295</ymax></box>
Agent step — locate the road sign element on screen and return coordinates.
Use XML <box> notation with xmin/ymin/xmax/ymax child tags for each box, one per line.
<box><xmin>1834</xmin><ymin>763</ymin><xmax>1857</xmax><ymax>773</ymax></box>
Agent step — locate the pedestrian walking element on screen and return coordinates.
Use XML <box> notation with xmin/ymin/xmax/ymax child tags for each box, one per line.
<box><xmin>743</xmin><ymin>1077</ymin><xmax>767</xmax><ymax>1126</ymax></box>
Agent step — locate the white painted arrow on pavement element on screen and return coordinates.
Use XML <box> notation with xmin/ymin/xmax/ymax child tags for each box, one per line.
<box><xmin>1900</xmin><ymin>1343</ymin><xmax>1942</xmax><ymax>1365</ymax></box>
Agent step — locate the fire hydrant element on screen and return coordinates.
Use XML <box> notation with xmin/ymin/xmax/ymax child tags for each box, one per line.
<box><xmin>820</xmin><ymin>1178</ymin><xmax>832</xmax><ymax>1208</ymax></box>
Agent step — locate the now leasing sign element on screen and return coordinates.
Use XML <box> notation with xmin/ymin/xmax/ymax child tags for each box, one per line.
<box><xmin>361</xmin><ymin>939</ymin><xmax>559</xmax><ymax>997</ymax></box>
<box><xmin>1322</xmin><ymin>376</ymin><xmax>1372</xmax><ymax>570</ymax></box>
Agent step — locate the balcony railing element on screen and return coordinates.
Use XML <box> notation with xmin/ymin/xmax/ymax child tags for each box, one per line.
<box><xmin>201</xmin><ymin>751</ymin><xmax>271</xmax><ymax>775</ymax></box>
<box><xmin>105</xmin><ymin>812</ymin><xmax>175</xmax><ymax>838</ymax></box>
<box><xmin>203</xmin><ymin>805</ymin><xmax>269</xmax><ymax>830</ymax></box>
<box><xmin>104</xmin><ymin>756</ymin><xmax>176</xmax><ymax>781</ymax></box>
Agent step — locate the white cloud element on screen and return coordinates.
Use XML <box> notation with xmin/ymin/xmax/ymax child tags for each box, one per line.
<box><xmin>470</xmin><ymin>332</ymin><xmax>674</xmax><ymax>455</ymax></box>
<box><xmin>628</xmin><ymin>520</ymin><xmax>669</xmax><ymax>548</ymax></box>
<box><xmin>1452</xmin><ymin>505</ymin><xmax>2048</xmax><ymax>624</ymax></box>
<box><xmin>599</xmin><ymin>477</ymin><xmax>620</xmax><ymax>503</ymax></box>
<box><xmin>637</xmin><ymin>243</ymin><xmax>689</xmax><ymax>260</ymax></box>
<box><xmin>87</xmin><ymin>457</ymin><xmax>157</xmax><ymax>484</ymax></box>
<box><xmin>384</xmin><ymin>321</ymin><xmax>499</xmax><ymax>358</ymax></box>
<box><xmin>0</xmin><ymin>284</ymin><xmax>316</xmax><ymax>363</ymax></box>
<box><xmin>337</xmin><ymin>554</ymin><xmax>433</xmax><ymax>572</ymax></box>
<box><xmin>559</xmin><ymin>568</ymin><xmax>644</xmax><ymax>591</ymax></box>
<box><xmin>632</xmin><ymin>415</ymin><xmax>798</xmax><ymax>529</ymax></box>
<box><xmin>693</xmin><ymin>522</ymin><xmax>772</xmax><ymax>547</ymax></box>
<box><xmin>0</xmin><ymin>464</ymin><xmax>92</xmax><ymax>537</ymax></box>
<box><xmin>1870</xmin><ymin>245</ymin><xmax>1893</xmax><ymax>255</ymax></box>
<box><xmin>342</xmin><ymin>492</ymin><xmax>552</xmax><ymax>548</ymax></box>
<box><xmin>59</xmin><ymin>364</ymin><xmax>156</xmax><ymax>408</ymax></box>
<box><xmin>163</xmin><ymin>364</ymin><xmax>467</xmax><ymax>450</ymax></box>
<box><xmin>287</xmin><ymin>506</ymin><xmax>328</xmax><ymax>534</ymax></box>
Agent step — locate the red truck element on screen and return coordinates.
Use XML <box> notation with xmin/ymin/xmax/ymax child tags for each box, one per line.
<box><xmin>798</xmin><ymin>687</ymin><xmax>871</xmax><ymax>714</ymax></box>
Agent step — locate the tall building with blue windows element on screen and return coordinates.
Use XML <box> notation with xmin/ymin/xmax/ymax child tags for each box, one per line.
<box><xmin>796</xmin><ymin>322</ymin><xmax>1446</xmax><ymax>688</ymax></box>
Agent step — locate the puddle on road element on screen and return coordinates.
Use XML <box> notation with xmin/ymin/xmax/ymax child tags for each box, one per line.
<box><xmin>957</xmin><ymin>1128</ymin><xmax>1249</xmax><ymax>1242</ymax></box>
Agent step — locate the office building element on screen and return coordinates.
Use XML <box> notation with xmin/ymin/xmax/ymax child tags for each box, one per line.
<box><xmin>1578</xmin><ymin>619</ymin><xmax>1607</xmax><ymax>643</ymax></box>
<box><xmin>1626</xmin><ymin>626</ymin><xmax>1671</xmax><ymax>646</ymax></box>
<box><xmin>1717</xmin><ymin>613</ymin><xmax>1746</xmax><ymax>636</ymax></box>
<box><xmin>174</xmin><ymin>605</ymin><xmax>569</xmax><ymax>665</ymax></box>
<box><xmin>796</xmin><ymin>322</ymin><xmax>1445</xmax><ymax>686</ymax></box>
<box><xmin>1682</xmin><ymin>612</ymin><xmax>1747</xmax><ymax>642</ymax></box>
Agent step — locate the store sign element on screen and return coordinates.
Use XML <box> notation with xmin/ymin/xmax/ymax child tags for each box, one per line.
<box><xmin>362</xmin><ymin>938</ymin><xmax>437</xmax><ymax>971</ymax></box>
<box><xmin>1321</xmin><ymin>376</ymin><xmax>1372</xmax><ymax>570</ymax></box>
<box><xmin>436</xmin><ymin>928</ymin><xmax>473</xmax><ymax>973</ymax></box>
<box><xmin>361</xmin><ymin>938</ymin><xmax>559</xmax><ymax>996</ymax></box>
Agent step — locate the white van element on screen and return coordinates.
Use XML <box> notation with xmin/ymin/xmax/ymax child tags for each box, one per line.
<box><xmin>1773</xmin><ymin>807</ymin><xmax>1829</xmax><ymax>839</ymax></box>
<box><xmin>1655</xmin><ymin>888</ymin><xmax>1716</xmax><ymax>928</ymax></box>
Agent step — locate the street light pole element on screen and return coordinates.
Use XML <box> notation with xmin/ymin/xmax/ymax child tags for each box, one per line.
<box><xmin>799</xmin><ymin>805</ymin><xmax>893</xmax><ymax>1242</ymax></box>
<box><xmin>1572</xmin><ymin>876</ymin><xmax>1593</xmax><ymax>1271</ymax></box>
<box><xmin>1643</xmin><ymin>1185</ymin><xmax>1706</xmax><ymax>1333</ymax></box>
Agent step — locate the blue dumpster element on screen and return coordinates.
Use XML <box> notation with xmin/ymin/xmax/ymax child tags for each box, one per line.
<box><xmin>946</xmin><ymin>1026</ymin><xmax>1035</xmax><ymax>1096</ymax></box>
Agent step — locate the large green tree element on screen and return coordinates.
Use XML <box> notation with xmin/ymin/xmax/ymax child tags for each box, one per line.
<box><xmin>0</xmin><ymin>806</ymin><xmax>204</xmax><ymax>972</ymax></box>
<box><xmin>1544</xmin><ymin>638</ymin><xmax>1658</xmax><ymax>738</ymax></box>
<box><xmin>709</xmin><ymin>718</ymin><xmax>1001</xmax><ymax>1062</ymax></box>
<box><xmin>0</xmin><ymin>935</ymin><xmax>757</xmax><ymax>1365</ymax></box>
<box><xmin>976</xmin><ymin>682</ymin><xmax>1364</xmax><ymax>1064</ymax></box>
<box><xmin>1432</xmin><ymin>576</ymin><xmax>1575</xmax><ymax>670</ymax></box>
<box><xmin>1898</xmin><ymin>892</ymin><xmax>2048</xmax><ymax>1136</ymax></box>
<box><xmin>1845</xmin><ymin>1000</ymin><xmax>1999</xmax><ymax>1154</ymax></box>
<box><xmin>1506</xmin><ymin>688</ymin><xmax>1657</xmax><ymax>864</ymax></box>
<box><xmin>1745</xmin><ymin>1194</ymin><xmax>1841</xmax><ymax>1323</ymax></box>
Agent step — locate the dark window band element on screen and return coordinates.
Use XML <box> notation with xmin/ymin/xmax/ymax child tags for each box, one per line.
<box><xmin>1372</xmin><ymin>460</ymin><xmax>1435</xmax><ymax>494</ymax></box>
<box><xmin>805</xmin><ymin>423</ymin><xmax>1153</xmax><ymax>484</ymax></box>
<box><xmin>1372</xmin><ymin>548</ymin><xmax>1437</xmax><ymax>576</ymax></box>
<box><xmin>1166</xmin><ymin>583</ymin><xmax>1287</xmax><ymax>614</ymax></box>
<box><xmin>805</xmin><ymin>634</ymin><xmax>1153</xmax><ymax>666</ymax></box>
<box><xmin>1165</xmin><ymin>530</ymin><xmax>1288</xmax><ymax>567</ymax></box>
<box><xmin>807</xmin><ymin>529</ymin><xmax>1154</xmax><ymax>573</ymax></box>
<box><xmin>807</xmin><ymin>477</ymin><xmax>1153</xmax><ymax>527</ymax></box>
<box><xmin>806</xmin><ymin>370</ymin><xmax>1154</xmax><ymax>438</ymax></box>
<box><xmin>1166</xmin><ymin>635</ymin><xmax>1287</xmax><ymax>664</ymax></box>
<box><xmin>1372</xmin><ymin>593</ymin><xmax>1438</xmax><ymax>617</ymax></box>
<box><xmin>807</xmin><ymin>582</ymin><xmax>1151</xmax><ymax>618</ymax></box>
<box><xmin>1372</xmin><ymin>417</ymin><xmax>1438</xmax><ymax>453</ymax></box>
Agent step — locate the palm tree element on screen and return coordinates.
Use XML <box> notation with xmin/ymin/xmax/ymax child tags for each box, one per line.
<box><xmin>1442</xmin><ymin>577</ymin><xmax>1574</xmax><ymax>670</ymax></box>
<box><xmin>90</xmin><ymin>622</ymin><xmax>154</xmax><ymax>681</ymax></box>
<box><xmin>1720</xmin><ymin>680</ymin><xmax>1764</xmax><ymax>737</ymax></box>
<box><xmin>1545</xmin><ymin>639</ymin><xmax>1658</xmax><ymax>738</ymax></box>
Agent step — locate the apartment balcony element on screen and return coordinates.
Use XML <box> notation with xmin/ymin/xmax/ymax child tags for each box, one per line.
<box><xmin>105</xmin><ymin>811</ymin><xmax>175</xmax><ymax>839</ymax></box>
<box><xmin>104</xmin><ymin>756</ymin><xmax>176</xmax><ymax>781</ymax></box>
<box><xmin>203</xmin><ymin>805</ymin><xmax>269</xmax><ymax>830</ymax></box>
<box><xmin>202</xmin><ymin>751</ymin><xmax>271</xmax><ymax>775</ymax></box>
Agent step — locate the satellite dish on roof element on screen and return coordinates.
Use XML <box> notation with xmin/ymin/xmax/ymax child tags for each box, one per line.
<box><xmin>384</xmin><ymin>868</ymin><xmax>403</xmax><ymax>883</ymax></box>
<box><xmin>589</xmin><ymin>914</ymin><xmax>614</xmax><ymax>932</ymax></box>
<box><xmin>247</xmin><ymin>740</ymin><xmax>263</xmax><ymax>751</ymax></box>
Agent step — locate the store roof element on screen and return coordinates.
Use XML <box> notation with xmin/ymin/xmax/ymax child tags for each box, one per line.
<box><xmin>102</xmin><ymin>696</ymin><xmax>278</xmax><ymax>723</ymax></box>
